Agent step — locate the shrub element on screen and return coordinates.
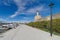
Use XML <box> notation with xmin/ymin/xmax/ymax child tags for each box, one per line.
<box><xmin>27</xmin><ymin>18</ymin><xmax>60</xmax><ymax>35</ymax></box>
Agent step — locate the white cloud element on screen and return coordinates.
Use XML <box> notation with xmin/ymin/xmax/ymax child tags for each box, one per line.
<box><xmin>9</xmin><ymin>0</ymin><xmax>41</xmax><ymax>18</ymax></box>
<box><xmin>26</xmin><ymin>5</ymin><xmax>49</xmax><ymax>14</ymax></box>
<box><xmin>9</xmin><ymin>0</ymin><xmax>49</xmax><ymax>18</ymax></box>
<box><xmin>20</xmin><ymin>16</ymin><xmax>32</xmax><ymax>23</ymax></box>
<box><xmin>0</xmin><ymin>17</ymin><xmax>7</xmax><ymax>22</ymax></box>
<box><xmin>3</xmin><ymin>2</ymin><xmax>10</xmax><ymax>6</ymax></box>
<box><xmin>10</xmin><ymin>12</ymin><xmax>19</xmax><ymax>18</ymax></box>
<box><xmin>8</xmin><ymin>20</ymin><xmax>31</xmax><ymax>23</ymax></box>
<box><xmin>2</xmin><ymin>0</ymin><xmax>12</xmax><ymax>6</ymax></box>
<box><xmin>0</xmin><ymin>0</ymin><xmax>50</xmax><ymax>23</ymax></box>
<box><xmin>10</xmin><ymin>0</ymin><xmax>26</xmax><ymax>18</ymax></box>
<box><xmin>26</xmin><ymin>5</ymin><xmax>44</xmax><ymax>13</ymax></box>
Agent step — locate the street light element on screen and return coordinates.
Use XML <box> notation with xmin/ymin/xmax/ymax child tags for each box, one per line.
<box><xmin>49</xmin><ymin>2</ymin><xmax>54</xmax><ymax>37</ymax></box>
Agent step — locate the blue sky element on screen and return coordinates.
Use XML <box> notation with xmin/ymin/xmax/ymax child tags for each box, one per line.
<box><xmin>0</xmin><ymin>0</ymin><xmax>60</xmax><ymax>23</ymax></box>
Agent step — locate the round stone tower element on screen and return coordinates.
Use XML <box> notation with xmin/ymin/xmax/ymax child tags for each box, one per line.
<box><xmin>34</xmin><ymin>11</ymin><xmax>42</xmax><ymax>22</ymax></box>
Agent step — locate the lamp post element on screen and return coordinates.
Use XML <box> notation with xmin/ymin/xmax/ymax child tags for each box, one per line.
<box><xmin>49</xmin><ymin>2</ymin><xmax>54</xmax><ymax>37</ymax></box>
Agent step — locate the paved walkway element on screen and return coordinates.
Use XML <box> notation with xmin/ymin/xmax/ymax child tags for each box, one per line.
<box><xmin>0</xmin><ymin>24</ymin><xmax>60</xmax><ymax>40</ymax></box>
